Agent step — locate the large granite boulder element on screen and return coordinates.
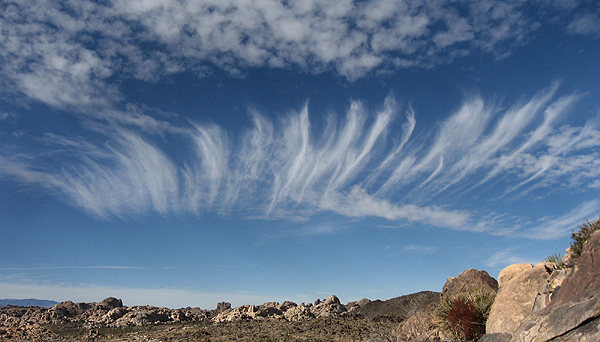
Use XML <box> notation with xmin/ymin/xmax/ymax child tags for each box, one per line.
<box><xmin>441</xmin><ymin>268</ymin><xmax>498</xmax><ymax>301</ymax></box>
<box><xmin>97</xmin><ymin>297</ymin><xmax>123</xmax><ymax>310</ymax></box>
<box><xmin>284</xmin><ymin>304</ymin><xmax>315</xmax><ymax>321</ymax></box>
<box><xmin>485</xmin><ymin>263</ymin><xmax>552</xmax><ymax>334</ymax></box>
<box><xmin>311</xmin><ymin>295</ymin><xmax>346</xmax><ymax>318</ymax></box>
<box><xmin>511</xmin><ymin>230</ymin><xmax>600</xmax><ymax>341</ymax></box>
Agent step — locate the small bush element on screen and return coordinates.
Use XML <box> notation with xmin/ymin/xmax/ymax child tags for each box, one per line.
<box><xmin>436</xmin><ymin>289</ymin><xmax>494</xmax><ymax>342</ymax></box>
<box><xmin>544</xmin><ymin>253</ymin><xmax>566</xmax><ymax>269</ymax></box>
<box><xmin>570</xmin><ymin>217</ymin><xmax>600</xmax><ymax>258</ymax></box>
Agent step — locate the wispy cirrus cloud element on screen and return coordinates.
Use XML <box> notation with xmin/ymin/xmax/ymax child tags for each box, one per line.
<box><xmin>1</xmin><ymin>85</ymin><xmax>598</xmax><ymax>239</ymax></box>
<box><xmin>485</xmin><ymin>248</ymin><xmax>536</xmax><ymax>268</ymax></box>
<box><xmin>0</xmin><ymin>266</ymin><xmax>144</xmax><ymax>271</ymax></box>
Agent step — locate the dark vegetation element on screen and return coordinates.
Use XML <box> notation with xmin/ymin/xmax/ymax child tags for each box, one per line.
<box><xmin>570</xmin><ymin>216</ymin><xmax>600</xmax><ymax>258</ymax></box>
<box><xmin>435</xmin><ymin>289</ymin><xmax>494</xmax><ymax>342</ymax></box>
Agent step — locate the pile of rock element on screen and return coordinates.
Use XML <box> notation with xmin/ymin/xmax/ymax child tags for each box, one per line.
<box><xmin>211</xmin><ymin>295</ymin><xmax>347</xmax><ymax>323</ymax></box>
<box><xmin>0</xmin><ymin>297</ymin><xmax>207</xmax><ymax>328</ymax></box>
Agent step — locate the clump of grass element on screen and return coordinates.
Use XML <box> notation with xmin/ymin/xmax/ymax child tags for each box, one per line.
<box><xmin>544</xmin><ymin>252</ymin><xmax>566</xmax><ymax>269</ymax></box>
<box><xmin>570</xmin><ymin>217</ymin><xmax>600</xmax><ymax>259</ymax></box>
<box><xmin>436</xmin><ymin>288</ymin><xmax>494</xmax><ymax>342</ymax></box>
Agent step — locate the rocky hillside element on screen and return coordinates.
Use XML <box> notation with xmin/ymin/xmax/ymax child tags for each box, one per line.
<box><xmin>349</xmin><ymin>291</ymin><xmax>440</xmax><ymax>321</ymax></box>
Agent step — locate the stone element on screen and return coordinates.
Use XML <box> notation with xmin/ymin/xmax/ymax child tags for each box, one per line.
<box><xmin>441</xmin><ymin>268</ymin><xmax>498</xmax><ymax>302</ymax></box>
<box><xmin>311</xmin><ymin>295</ymin><xmax>346</xmax><ymax>318</ymax></box>
<box><xmin>284</xmin><ymin>304</ymin><xmax>314</xmax><ymax>321</ymax></box>
<box><xmin>323</xmin><ymin>295</ymin><xmax>340</xmax><ymax>305</ymax></box>
<box><xmin>477</xmin><ymin>333</ymin><xmax>512</xmax><ymax>342</ymax></box>
<box><xmin>486</xmin><ymin>263</ymin><xmax>550</xmax><ymax>335</ymax></box>
<box><xmin>511</xmin><ymin>230</ymin><xmax>600</xmax><ymax>341</ymax></box>
<box><xmin>97</xmin><ymin>297</ymin><xmax>123</xmax><ymax>310</ymax></box>
<box><xmin>279</xmin><ymin>301</ymin><xmax>297</xmax><ymax>312</ymax></box>
<box><xmin>215</xmin><ymin>302</ymin><xmax>231</xmax><ymax>314</ymax></box>
<box><xmin>530</xmin><ymin>268</ymin><xmax>570</xmax><ymax>315</ymax></box>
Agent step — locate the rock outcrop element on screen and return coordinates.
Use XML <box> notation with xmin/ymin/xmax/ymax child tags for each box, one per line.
<box><xmin>479</xmin><ymin>230</ymin><xmax>600</xmax><ymax>341</ymax></box>
<box><xmin>441</xmin><ymin>268</ymin><xmax>498</xmax><ymax>301</ymax></box>
<box><xmin>0</xmin><ymin>298</ymin><xmax>207</xmax><ymax>328</ymax></box>
<box><xmin>510</xmin><ymin>230</ymin><xmax>600</xmax><ymax>341</ymax></box>
<box><xmin>211</xmin><ymin>295</ymin><xmax>348</xmax><ymax>323</ymax></box>
<box><xmin>485</xmin><ymin>263</ymin><xmax>553</xmax><ymax>334</ymax></box>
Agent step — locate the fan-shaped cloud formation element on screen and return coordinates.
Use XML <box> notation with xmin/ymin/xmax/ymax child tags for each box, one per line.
<box><xmin>1</xmin><ymin>85</ymin><xmax>598</xmax><ymax>238</ymax></box>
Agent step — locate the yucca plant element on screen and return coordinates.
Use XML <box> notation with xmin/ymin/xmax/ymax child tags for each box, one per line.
<box><xmin>570</xmin><ymin>217</ymin><xmax>600</xmax><ymax>259</ymax></box>
<box><xmin>543</xmin><ymin>252</ymin><xmax>566</xmax><ymax>269</ymax></box>
<box><xmin>436</xmin><ymin>288</ymin><xmax>495</xmax><ymax>342</ymax></box>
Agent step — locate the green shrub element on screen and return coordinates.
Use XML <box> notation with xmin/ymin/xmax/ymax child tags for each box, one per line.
<box><xmin>543</xmin><ymin>253</ymin><xmax>566</xmax><ymax>269</ymax></box>
<box><xmin>570</xmin><ymin>217</ymin><xmax>600</xmax><ymax>258</ymax></box>
<box><xmin>436</xmin><ymin>289</ymin><xmax>494</xmax><ymax>342</ymax></box>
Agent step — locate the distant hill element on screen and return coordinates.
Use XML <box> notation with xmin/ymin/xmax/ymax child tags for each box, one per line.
<box><xmin>350</xmin><ymin>291</ymin><xmax>440</xmax><ymax>321</ymax></box>
<box><xmin>0</xmin><ymin>298</ymin><xmax>58</xmax><ymax>307</ymax></box>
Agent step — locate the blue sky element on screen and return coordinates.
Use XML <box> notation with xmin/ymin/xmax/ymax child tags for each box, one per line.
<box><xmin>1</xmin><ymin>0</ymin><xmax>599</xmax><ymax>309</ymax></box>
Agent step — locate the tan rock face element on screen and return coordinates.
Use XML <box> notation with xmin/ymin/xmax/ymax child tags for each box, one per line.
<box><xmin>511</xmin><ymin>230</ymin><xmax>600</xmax><ymax>341</ymax></box>
<box><xmin>441</xmin><ymin>268</ymin><xmax>498</xmax><ymax>301</ymax></box>
<box><xmin>486</xmin><ymin>263</ymin><xmax>550</xmax><ymax>335</ymax></box>
<box><xmin>497</xmin><ymin>263</ymin><xmax>533</xmax><ymax>286</ymax></box>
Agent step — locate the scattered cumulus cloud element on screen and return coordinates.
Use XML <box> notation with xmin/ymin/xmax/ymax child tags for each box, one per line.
<box><xmin>0</xmin><ymin>0</ymin><xmax>596</xmax><ymax>110</ymax></box>
<box><xmin>568</xmin><ymin>12</ymin><xmax>600</xmax><ymax>36</ymax></box>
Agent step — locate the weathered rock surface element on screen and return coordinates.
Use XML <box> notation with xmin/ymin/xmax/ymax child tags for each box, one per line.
<box><xmin>478</xmin><ymin>333</ymin><xmax>512</xmax><ymax>342</ymax></box>
<box><xmin>485</xmin><ymin>263</ymin><xmax>552</xmax><ymax>334</ymax></box>
<box><xmin>441</xmin><ymin>268</ymin><xmax>498</xmax><ymax>302</ymax></box>
<box><xmin>510</xmin><ymin>230</ymin><xmax>600</xmax><ymax>341</ymax></box>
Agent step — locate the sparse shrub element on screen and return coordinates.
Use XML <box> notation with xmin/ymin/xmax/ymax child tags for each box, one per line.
<box><xmin>436</xmin><ymin>288</ymin><xmax>494</xmax><ymax>342</ymax></box>
<box><xmin>544</xmin><ymin>253</ymin><xmax>566</xmax><ymax>269</ymax></box>
<box><xmin>570</xmin><ymin>217</ymin><xmax>600</xmax><ymax>259</ymax></box>
<box><xmin>389</xmin><ymin>308</ymin><xmax>438</xmax><ymax>342</ymax></box>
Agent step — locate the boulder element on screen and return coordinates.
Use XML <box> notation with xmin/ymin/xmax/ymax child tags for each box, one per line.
<box><xmin>284</xmin><ymin>304</ymin><xmax>315</xmax><ymax>321</ymax></box>
<box><xmin>311</xmin><ymin>295</ymin><xmax>346</xmax><ymax>318</ymax></box>
<box><xmin>478</xmin><ymin>333</ymin><xmax>512</xmax><ymax>342</ymax></box>
<box><xmin>252</xmin><ymin>302</ymin><xmax>282</xmax><ymax>318</ymax></box>
<box><xmin>214</xmin><ymin>302</ymin><xmax>231</xmax><ymax>314</ymax></box>
<box><xmin>441</xmin><ymin>268</ymin><xmax>498</xmax><ymax>302</ymax></box>
<box><xmin>279</xmin><ymin>301</ymin><xmax>297</xmax><ymax>312</ymax></box>
<box><xmin>511</xmin><ymin>230</ymin><xmax>600</xmax><ymax>341</ymax></box>
<box><xmin>97</xmin><ymin>297</ymin><xmax>123</xmax><ymax>310</ymax></box>
<box><xmin>323</xmin><ymin>295</ymin><xmax>341</xmax><ymax>305</ymax></box>
<box><xmin>485</xmin><ymin>263</ymin><xmax>551</xmax><ymax>335</ymax></box>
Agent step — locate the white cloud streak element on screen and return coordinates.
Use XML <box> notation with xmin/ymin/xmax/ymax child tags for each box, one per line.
<box><xmin>521</xmin><ymin>200</ymin><xmax>600</xmax><ymax>240</ymax></box>
<box><xmin>485</xmin><ymin>248</ymin><xmax>536</xmax><ymax>268</ymax></box>
<box><xmin>1</xmin><ymin>85</ymin><xmax>598</xmax><ymax>239</ymax></box>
